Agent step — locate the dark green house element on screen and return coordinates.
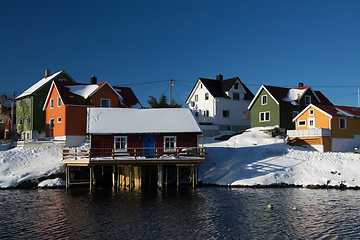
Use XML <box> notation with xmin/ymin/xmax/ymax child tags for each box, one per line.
<box><xmin>15</xmin><ymin>70</ymin><xmax>75</xmax><ymax>140</ymax></box>
<box><xmin>247</xmin><ymin>84</ymin><xmax>332</xmax><ymax>131</ymax></box>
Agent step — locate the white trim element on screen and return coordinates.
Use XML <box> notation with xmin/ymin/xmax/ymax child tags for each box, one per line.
<box><xmin>309</xmin><ymin>109</ymin><xmax>314</xmax><ymax>116</ymax></box>
<box><xmin>259</xmin><ymin>111</ymin><xmax>270</xmax><ymax>122</ymax></box>
<box><xmin>308</xmin><ymin>117</ymin><xmax>315</xmax><ymax>128</ymax></box>
<box><xmin>261</xmin><ymin>95</ymin><xmax>267</xmax><ymax>105</ymax></box>
<box><xmin>298</xmin><ymin>120</ymin><xmax>306</xmax><ymax>127</ymax></box>
<box><xmin>57</xmin><ymin>117</ymin><xmax>62</xmax><ymax>123</ymax></box>
<box><xmin>164</xmin><ymin>136</ymin><xmax>176</xmax><ymax>152</ymax></box>
<box><xmin>292</xmin><ymin>104</ymin><xmax>333</xmax><ymax>122</ymax></box>
<box><xmin>100</xmin><ymin>98</ymin><xmax>111</xmax><ymax>108</ymax></box>
<box><xmin>50</xmin><ymin>98</ymin><xmax>54</xmax><ymax>109</ymax></box>
<box><xmin>49</xmin><ymin>118</ymin><xmax>55</xmax><ymax>129</ymax></box>
<box><xmin>339</xmin><ymin>118</ymin><xmax>346</xmax><ymax>129</ymax></box>
<box><xmin>57</xmin><ymin>96</ymin><xmax>61</xmax><ymax>107</ymax></box>
<box><xmin>247</xmin><ymin>85</ymin><xmax>279</xmax><ymax>110</ymax></box>
<box><xmin>88</xmin><ymin>81</ymin><xmax>123</xmax><ymax>100</ymax></box>
<box><xmin>114</xmin><ymin>136</ymin><xmax>127</xmax><ymax>152</ymax></box>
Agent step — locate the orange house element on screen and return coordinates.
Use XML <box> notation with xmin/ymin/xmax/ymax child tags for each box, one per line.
<box><xmin>43</xmin><ymin>78</ymin><xmax>142</xmax><ymax>147</ymax></box>
<box><xmin>287</xmin><ymin>103</ymin><xmax>360</xmax><ymax>152</ymax></box>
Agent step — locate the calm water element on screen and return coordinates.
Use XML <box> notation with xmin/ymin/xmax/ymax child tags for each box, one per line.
<box><xmin>0</xmin><ymin>187</ymin><xmax>359</xmax><ymax>239</ymax></box>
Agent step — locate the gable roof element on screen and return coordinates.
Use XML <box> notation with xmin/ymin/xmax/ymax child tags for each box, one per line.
<box><xmin>186</xmin><ymin>76</ymin><xmax>254</xmax><ymax>103</ymax></box>
<box><xmin>248</xmin><ymin>85</ymin><xmax>332</xmax><ymax>109</ymax></box>
<box><xmin>293</xmin><ymin>103</ymin><xmax>360</xmax><ymax>122</ymax></box>
<box><xmin>16</xmin><ymin>70</ymin><xmax>75</xmax><ymax>99</ymax></box>
<box><xmin>87</xmin><ymin>108</ymin><xmax>202</xmax><ymax>134</ymax></box>
<box><xmin>113</xmin><ymin>86</ymin><xmax>143</xmax><ymax>108</ymax></box>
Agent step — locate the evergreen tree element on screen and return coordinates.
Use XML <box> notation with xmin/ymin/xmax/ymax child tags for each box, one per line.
<box><xmin>147</xmin><ymin>94</ymin><xmax>182</xmax><ymax>108</ymax></box>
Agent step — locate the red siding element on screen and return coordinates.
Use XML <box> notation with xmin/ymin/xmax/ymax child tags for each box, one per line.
<box><xmin>90</xmin><ymin>133</ymin><xmax>199</xmax><ymax>157</ymax></box>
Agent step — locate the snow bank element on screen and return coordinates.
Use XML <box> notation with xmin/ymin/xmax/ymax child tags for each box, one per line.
<box><xmin>0</xmin><ymin>147</ymin><xmax>63</xmax><ymax>188</ymax></box>
<box><xmin>199</xmin><ymin>127</ymin><xmax>360</xmax><ymax>187</ymax></box>
<box><xmin>38</xmin><ymin>178</ymin><xmax>66</xmax><ymax>188</ymax></box>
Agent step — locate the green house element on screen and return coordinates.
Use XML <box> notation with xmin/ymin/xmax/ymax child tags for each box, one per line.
<box><xmin>247</xmin><ymin>84</ymin><xmax>332</xmax><ymax>131</ymax></box>
<box><xmin>15</xmin><ymin>70</ymin><xmax>75</xmax><ymax>140</ymax></box>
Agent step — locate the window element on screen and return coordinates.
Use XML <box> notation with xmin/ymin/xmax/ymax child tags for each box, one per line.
<box><xmin>195</xmin><ymin>111</ymin><xmax>199</xmax><ymax>117</ymax></box>
<box><xmin>101</xmin><ymin>98</ymin><xmax>110</xmax><ymax>107</ymax></box>
<box><xmin>18</xmin><ymin>100</ymin><xmax>22</xmax><ymax>107</ymax></box>
<box><xmin>309</xmin><ymin>109</ymin><xmax>314</xmax><ymax>116</ymax></box>
<box><xmin>243</xmin><ymin>111</ymin><xmax>249</xmax><ymax>119</ymax></box>
<box><xmin>223</xmin><ymin>110</ymin><xmax>230</xmax><ymax>118</ymax></box>
<box><xmin>164</xmin><ymin>136</ymin><xmax>176</xmax><ymax>151</ymax></box>
<box><xmin>298</xmin><ymin>120</ymin><xmax>306</xmax><ymax>127</ymax></box>
<box><xmin>200</xmin><ymin>84</ymin><xmax>203</xmax><ymax>89</ymax></box>
<box><xmin>191</xmin><ymin>101</ymin><xmax>195</xmax><ymax>107</ymax></box>
<box><xmin>293</xmin><ymin>111</ymin><xmax>299</xmax><ymax>119</ymax></box>
<box><xmin>261</xmin><ymin>95</ymin><xmax>267</xmax><ymax>105</ymax></box>
<box><xmin>204</xmin><ymin>110</ymin><xmax>209</xmax><ymax>117</ymax></box>
<box><xmin>233</xmin><ymin>93</ymin><xmax>239</xmax><ymax>100</ymax></box>
<box><xmin>339</xmin><ymin>118</ymin><xmax>346</xmax><ymax>129</ymax></box>
<box><xmin>18</xmin><ymin>117</ymin><xmax>22</xmax><ymax>125</ymax></box>
<box><xmin>205</xmin><ymin>93</ymin><xmax>209</xmax><ymax>100</ymax></box>
<box><xmin>57</xmin><ymin>117</ymin><xmax>62</xmax><ymax>123</ymax></box>
<box><xmin>57</xmin><ymin>97</ymin><xmax>61</xmax><ymax>107</ymax></box>
<box><xmin>234</xmin><ymin>83</ymin><xmax>239</xmax><ymax>89</ymax></box>
<box><xmin>49</xmin><ymin>119</ymin><xmax>54</xmax><ymax>129</ymax></box>
<box><xmin>26</xmin><ymin>115</ymin><xmax>31</xmax><ymax>124</ymax></box>
<box><xmin>195</xmin><ymin>95</ymin><xmax>198</xmax><ymax>102</ymax></box>
<box><xmin>308</xmin><ymin>118</ymin><xmax>315</xmax><ymax>128</ymax></box>
<box><xmin>305</xmin><ymin>95</ymin><xmax>311</xmax><ymax>105</ymax></box>
<box><xmin>114</xmin><ymin>136</ymin><xmax>127</xmax><ymax>152</ymax></box>
<box><xmin>26</xmin><ymin>98</ymin><xmax>31</xmax><ymax>105</ymax></box>
<box><xmin>50</xmin><ymin>99</ymin><xmax>54</xmax><ymax>109</ymax></box>
<box><xmin>259</xmin><ymin>111</ymin><xmax>270</xmax><ymax>122</ymax></box>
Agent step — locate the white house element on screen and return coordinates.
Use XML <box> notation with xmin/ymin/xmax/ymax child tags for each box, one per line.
<box><xmin>185</xmin><ymin>74</ymin><xmax>254</xmax><ymax>136</ymax></box>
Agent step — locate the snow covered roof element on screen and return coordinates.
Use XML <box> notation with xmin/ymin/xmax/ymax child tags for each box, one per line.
<box><xmin>16</xmin><ymin>70</ymin><xmax>74</xmax><ymax>99</ymax></box>
<box><xmin>87</xmin><ymin>108</ymin><xmax>202</xmax><ymax>134</ymax></box>
<box><xmin>66</xmin><ymin>84</ymin><xmax>99</xmax><ymax>99</ymax></box>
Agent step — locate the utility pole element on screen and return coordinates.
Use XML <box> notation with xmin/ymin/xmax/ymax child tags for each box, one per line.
<box><xmin>169</xmin><ymin>78</ymin><xmax>172</xmax><ymax>106</ymax></box>
<box><xmin>11</xmin><ymin>92</ymin><xmax>15</xmax><ymax>140</ymax></box>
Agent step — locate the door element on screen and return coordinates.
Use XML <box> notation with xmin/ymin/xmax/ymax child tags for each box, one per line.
<box><xmin>143</xmin><ymin>135</ymin><xmax>156</xmax><ymax>157</ymax></box>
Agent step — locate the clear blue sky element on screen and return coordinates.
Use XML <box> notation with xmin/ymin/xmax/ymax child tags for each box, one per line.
<box><xmin>1</xmin><ymin>0</ymin><xmax>359</xmax><ymax>107</ymax></box>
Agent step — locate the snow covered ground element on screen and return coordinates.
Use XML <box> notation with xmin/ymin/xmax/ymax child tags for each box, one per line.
<box><xmin>199</xmin><ymin>127</ymin><xmax>360</xmax><ymax>187</ymax></box>
<box><xmin>1</xmin><ymin>126</ymin><xmax>360</xmax><ymax>189</ymax></box>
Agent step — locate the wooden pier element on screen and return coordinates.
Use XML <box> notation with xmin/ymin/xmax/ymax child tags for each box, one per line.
<box><xmin>62</xmin><ymin>147</ymin><xmax>206</xmax><ymax>190</ymax></box>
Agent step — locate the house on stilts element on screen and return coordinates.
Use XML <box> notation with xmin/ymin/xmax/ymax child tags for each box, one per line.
<box><xmin>62</xmin><ymin>108</ymin><xmax>205</xmax><ymax>190</ymax></box>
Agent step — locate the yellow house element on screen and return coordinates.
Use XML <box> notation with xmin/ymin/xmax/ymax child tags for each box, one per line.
<box><xmin>287</xmin><ymin>104</ymin><xmax>360</xmax><ymax>152</ymax></box>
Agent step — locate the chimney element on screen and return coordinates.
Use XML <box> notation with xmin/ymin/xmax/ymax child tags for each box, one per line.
<box><xmin>45</xmin><ymin>69</ymin><xmax>50</xmax><ymax>78</ymax></box>
<box><xmin>298</xmin><ymin>82</ymin><xmax>304</xmax><ymax>87</ymax></box>
<box><xmin>216</xmin><ymin>74</ymin><xmax>223</xmax><ymax>81</ymax></box>
<box><xmin>90</xmin><ymin>76</ymin><xmax>97</xmax><ymax>84</ymax></box>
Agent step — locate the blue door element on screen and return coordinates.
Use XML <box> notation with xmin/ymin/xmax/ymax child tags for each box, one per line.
<box><xmin>143</xmin><ymin>135</ymin><xmax>156</xmax><ymax>157</ymax></box>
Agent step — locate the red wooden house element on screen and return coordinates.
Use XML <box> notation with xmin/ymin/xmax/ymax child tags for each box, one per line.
<box><xmin>43</xmin><ymin>77</ymin><xmax>142</xmax><ymax>147</ymax></box>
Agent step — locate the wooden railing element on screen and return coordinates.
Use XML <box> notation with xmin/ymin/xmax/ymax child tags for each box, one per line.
<box><xmin>62</xmin><ymin>147</ymin><xmax>206</xmax><ymax>162</ymax></box>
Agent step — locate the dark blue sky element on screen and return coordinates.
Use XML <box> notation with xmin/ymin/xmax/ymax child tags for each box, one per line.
<box><xmin>1</xmin><ymin>0</ymin><xmax>359</xmax><ymax>107</ymax></box>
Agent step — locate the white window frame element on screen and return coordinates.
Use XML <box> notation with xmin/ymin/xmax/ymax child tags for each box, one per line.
<box><xmin>49</xmin><ymin>118</ymin><xmax>55</xmax><ymax>129</ymax></box>
<box><xmin>339</xmin><ymin>118</ymin><xmax>346</xmax><ymax>129</ymax></box>
<box><xmin>101</xmin><ymin>98</ymin><xmax>111</xmax><ymax>108</ymax></box>
<box><xmin>261</xmin><ymin>95</ymin><xmax>267</xmax><ymax>105</ymax></box>
<box><xmin>259</xmin><ymin>111</ymin><xmax>270</xmax><ymax>122</ymax></box>
<box><xmin>18</xmin><ymin>117</ymin><xmax>22</xmax><ymax>125</ymax></box>
<box><xmin>195</xmin><ymin>95</ymin><xmax>198</xmax><ymax>102</ymax></box>
<box><xmin>57</xmin><ymin>117</ymin><xmax>62</xmax><ymax>123</ymax></box>
<box><xmin>26</xmin><ymin>97</ymin><xmax>31</xmax><ymax>105</ymax></box>
<box><xmin>205</xmin><ymin>93</ymin><xmax>209</xmax><ymax>100</ymax></box>
<box><xmin>114</xmin><ymin>136</ymin><xmax>127</xmax><ymax>152</ymax></box>
<box><xmin>26</xmin><ymin>115</ymin><xmax>31</xmax><ymax>124</ymax></box>
<box><xmin>298</xmin><ymin>120</ymin><xmax>306</xmax><ymax>127</ymax></box>
<box><xmin>57</xmin><ymin>97</ymin><xmax>61</xmax><ymax>107</ymax></box>
<box><xmin>50</xmin><ymin>99</ymin><xmax>54</xmax><ymax>109</ymax></box>
<box><xmin>308</xmin><ymin>117</ymin><xmax>315</xmax><ymax>128</ymax></box>
<box><xmin>305</xmin><ymin>95</ymin><xmax>311</xmax><ymax>105</ymax></box>
<box><xmin>309</xmin><ymin>109</ymin><xmax>314</xmax><ymax>116</ymax></box>
<box><xmin>164</xmin><ymin>136</ymin><xmax>176</xmax><ymax>152</ymax></box>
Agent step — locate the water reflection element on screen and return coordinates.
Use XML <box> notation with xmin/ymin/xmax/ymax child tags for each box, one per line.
<box><xmin>0</xmin><ymin>187</ymin><xmax>359</xmax><ymax>239</ymax></box>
